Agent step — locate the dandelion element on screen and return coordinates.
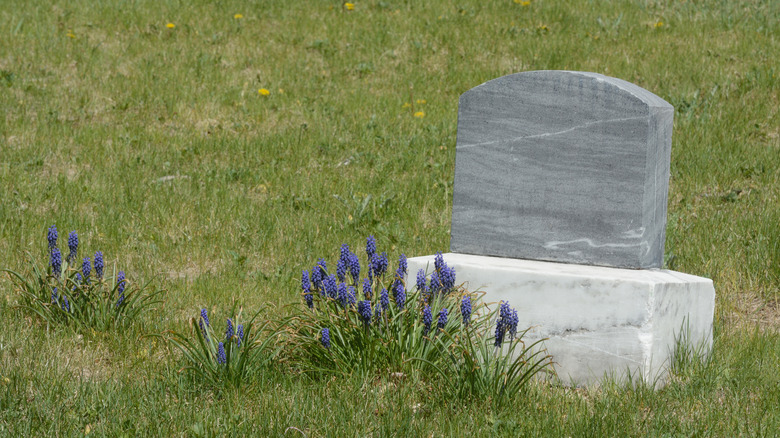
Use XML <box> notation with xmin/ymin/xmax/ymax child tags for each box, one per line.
<box><xmin>258</xmin><ymin>88</ymin><xmax>270</xmax><ymax>96</ymax></box>
<box><xmin>402</xmin><ymin>102</ymin><xmax>412</xmax><ymax>109</ymax></box>
<box><xmin>422</xmin><ymin>305</ymin><xmax>432</xmax><ymax>336</ymax></box>
<box><xmin>67</xmin><ymin>231</ymin><xmax>78</xmax><ymax>262</ymax></box>
<box><xmin>166</xmin><ymin>23</ymin><xmax>175</xmax><ymax>29</ymax></box>
<box><xmin>226</xmin><ymin>319</ymin><xmax>235</xmax><ymax>340</ymax></box>
<box><xmin>413</xmin><ymin>111</ymin><xmax>425</xmax><ymax>118</ymax></box>
<box><xmin>234</xmin><ymin>13</ymin><xmax>244</xmax><ymax>19</ymax></box>
<box><xmin>461</xmin><ymin>295</ymin><xmax>472</xmax><ymax>326</ymax></box>
<box><xmin>345</xmin><ymin>2</ymin><xmax>355</xmax><ymax>10</ymax></box>
<box><xmin>437</xmin><ymin>308</ymin><xmax>448</xmax><ymax>331</ymax></box>
<box><xmin>66</xmin><ymin>30</ymin><xmax>76</xmax><ymax>38</ymax></box>
<box><xmin>50</xmin><ymin>247</ymin><xmax>62</xmax><ymax>278</ymax></box>
<box><xmin>47</xmin><ymin>225</ymin><xmax>58</xmax><ymax>250</ymax></box>
<box><xmin>217</xmin><ymin>342</ymin><xmax>226</xmax><ymax>364</ymax></box>
<box><xmin>654</xmin><ymin>21</ymin><xmax>664</xmax><ymax>28</ymax></box>
<box><xmin>358</xmin><ymin>300</ymin><xmax>372</xmax><ymax>325</ymax></box>
<box><xmin>321</xmin><ymin>328</ymin><xmax>331</xmax><ymax>348</ymax></box>
<box><xmin>94</xmin><ymin>251</ymin><xmax>104</xmax><ymax>279</ymax></box>
<box><xmin>415</xmin><ymin>99</ymin><xmax>426</xmax><ymax>104</ymax></box>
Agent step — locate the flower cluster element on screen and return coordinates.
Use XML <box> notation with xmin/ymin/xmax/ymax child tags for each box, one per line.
<box><xmin>494</xmin><ymin>301</ymin><xmax>520</xmax><ymax>348</ymax></box>
<box><xmin>415</xmin><ymin>252</ymin><xmax>457</xmax><ymax>305</ymax></box>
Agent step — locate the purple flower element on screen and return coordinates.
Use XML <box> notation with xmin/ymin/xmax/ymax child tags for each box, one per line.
<box><xmin>358</xmin><ymin>300</ymin><xmax>372</xmax><ymax>325</ymax></box>
<box><xmin>51</xmin><ymin>287</ymin><xmax>58</xmax><ymax>303</ymax></box>
<box><xmin>94</xmin><ymin>251</ymin><xmax>104</xmax><ymax>279</ymax></box>
<box><xmin>461</xmin><ymin>296</ymin><xmax>472</xmax><ymax>327</ymax></box>
<box><xmin>67</xmin><ymin>231</ymin><xmax>78</xmax><ymax>262</ymax></box>
<box><xmin>422</xmin><ymin>305</ymin><xmax>432</xmax><ymax>336</ymax></box>
<box><xmin>370</xmin><ymin>252</ymin><xmax>389</xmax><ymax>278</ymax></box>
<box><xmin>337</xmin><ymin>282</ymin><xmax>348</xmax><ymax>308</ymax></box>
<box><xmin>434</xmin><ymin>251</ymin><xmax>444</xmax><ymax>272</ymax></box>
<box><xmin>374</xmin><ymin>305</ymin><xmax>383</xmax><ymax>323</ymax></box>
<box><xmin>362</xmin><ymin>278</ymin><xmax>372</xmax><ymax>300</ymax></box>
<box><xmin>380</xmin><ymin>288</ymin><xmax>389</xmax><ymax>313</ymax></box>
<box><xmin>217</xmin><ymin>342</ymin><xmax>226</xmax><ymax>364</ymax></box>
<box><xmin>237</xmin><ymin>324</ymin><xmax>245</xmax><ymax>346</ymax></box>
<box><xmin>347</xmin><ymin>286</ymin><xmax>356</xmax><ymax>307</ymax></box>
<box><xmin>61</xmin><ymin>294</ymin><xmax>70</xmax><ymax>312</ymax></box>
<box><xmin>50</xmin><ymin>247</ymin><xmax>62</xmax><ymax>278</ymax></box>
<box><xmin>416</xmin><ymin>269</ymin><xmax>428</xmax><ymax>300</ymax></box>
<box><xmin>200</xmin><ymin>308</ymin><xmax>209</xmax><ymax>326</ymax></box>
<box><xmin>494</xmin><ymin>320</ymin><xmax>506</xmax><ymax>348</ymax></box>
<box><xmin>302</xmin><ymin>271</ymin><xmax>314</xmax><ymax>308</ymax></box>
<box><xmin>348</xmin><ymin>253</ymin><xmax>360</xmax><ymax>283</ymax></box>
<box><xmin>82</xmin><ymin>257</ymin><xmax>91</xmax><ymax>284</ymax></box>
<box><xmin>323</xmin><ymin>275</ymin><xmax>338</xmax><ymax>300</ymax></box>
<box><xmin>336</xmin><ymin>257</ymin><xmax>347</xmax><ymax>283</ymax></box>
<box><xmin>116</xmin><ymin>271</ymin><xmax>126</xmax><ymax>306</ymax></box>
<box><xmin>437</xmin><ymin>308</ymin><xmax>449</xmax><ymax>331</ymax></box>
<box><xmin>365</xmin><ymin>235</ymin><xmax>377</xmax><ymax>260</ymax></box>
<box><xmin>47</xmin><ymin>225</ymin><xmax>58</xmax><ymax>250</ymax></box>
<box><xmin>508</xmin><ymin>309</ymin><xmax>519</xmax><ymax>340</ymax></box>
<box><xmin>395</xmin><ymin>284</ymin><xmax>406</xmax><ymax>310</ymax></box>
<box><xmin>340</xmin><ymin>243</ymin><xmax>351</xmax><ymax>263</ymax></box>
<box><xmin>225</xmin><ymin>319</ymin><xmax>234</xmax><ymax>340</ymax></box>
<box><xmin>429</xmin><ymin>271</ymin><xmax>442</xmax><ymax>295</ymax></box>
<box><xmin>321</xmin><ymin>328</ymin><xmax>331</xmax><ymax>349</ymax></box>
<box><xmin>396</xmin><ymin>254</ymin><xmax>407</xmax><ymax>278</ymax></box>
<box><xmin>441</xmin><ymin>266</ymin><xmax>456</xmax><ymax>293</ymax></box>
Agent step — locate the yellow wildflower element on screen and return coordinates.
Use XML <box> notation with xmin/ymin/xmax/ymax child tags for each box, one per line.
<box><xmin>345</xmin><ymin>3</ymin><xmax>355</xmax><ymax>10</ymax></box>
<box><xmin>278</xmin><ymin>88</ymin><xmax>285</xmax><ymax>94</ymax></box>
<box><xmin>402</xmin><ymin>102</ymin><xmax>412</xmax><ymax>109</ymax></box>
<box><xmin>654</xmin><ymin>21</ymin><xmax>664</xmax><ymax>28</ymax></box>
<box><xmin>514</xmin><ymin>0</ymin><xmax>531</xmax><ymax>5</ymax></box>
<box><xmin>258</xmin><ymin>88</ymin><xmax>270</xmax><ymax>96</ymax></box>
<box><xmin>66</xmin><ymin>30</ymin><xmax>75</xmax><ymax>38</ymax></box>
<box><xmin>416</xmin><ymin>99</ymin><xmax>426</xmax><ymax>104</ymax></box>
<box><xmin>414</xmin><ymin>111</ymin><xmax>425</xmax><ymax>118</ymax></box>
<box><xmin>234</xmin><ymin>13</ymin><xmax>244</xmax><ymax>19</ymax></box>
<box><xmin>166</xmin><ymin>23</ymin><xmax>176</xmax><ymax>29</ymax></box>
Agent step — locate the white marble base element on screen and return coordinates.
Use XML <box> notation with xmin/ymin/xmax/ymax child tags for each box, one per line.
<box><xmin>407</xmin><ymin>253</ymin><xmax>715</xmax><ymax>387</ymax></box>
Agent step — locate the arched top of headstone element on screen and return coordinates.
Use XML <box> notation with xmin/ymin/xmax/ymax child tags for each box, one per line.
<box><xmin>450</xmin><ymin>71</ymin><xmax>674</xmax><ymax>269</ymax></box>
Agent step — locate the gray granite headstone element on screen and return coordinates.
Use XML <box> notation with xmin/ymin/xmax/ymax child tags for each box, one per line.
<box><xmin>450</xmin><ymin>71</ymin><xmax>673</xmax><ymax>269</ymax></box>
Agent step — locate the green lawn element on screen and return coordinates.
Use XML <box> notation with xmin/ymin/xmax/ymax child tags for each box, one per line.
<box><xmin>1</xmin><ymin>0</ymin><xmax>778</xmax><ymax>435</ymax></box>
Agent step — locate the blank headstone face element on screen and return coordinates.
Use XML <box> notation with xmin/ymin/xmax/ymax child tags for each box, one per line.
<box><xmin>450</xmin><ymin>71</ymin><xmax>673</xmax><ymax>269</ymax></box>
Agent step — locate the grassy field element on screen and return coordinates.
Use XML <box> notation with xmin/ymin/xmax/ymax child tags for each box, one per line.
<box><xmin>1</xmin><ymin>0</ymin><xmax>778</xmax><ymax>435</ymax></box>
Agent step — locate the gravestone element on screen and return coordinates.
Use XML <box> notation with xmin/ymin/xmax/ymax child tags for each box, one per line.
<box><xmin>451</xmin><ymin>71</ymin><xmax>672</xmax><ymax>269</ymax></box>
<box><xmin>407</xmin><ymin>71</ymin><xmax>715</xmax><ymax>387</ymax></box>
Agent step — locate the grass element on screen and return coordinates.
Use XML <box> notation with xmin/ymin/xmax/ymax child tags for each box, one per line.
<box><xmin>1</xmin><ymin>0</ymin><xmax>778</xmax><ymax>435</ymax></box>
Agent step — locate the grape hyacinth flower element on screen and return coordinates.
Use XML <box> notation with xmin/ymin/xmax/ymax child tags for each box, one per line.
<box><xmin>374</xmin><ymin>305</ymin><xmax>383</xmax><ymax>323</ymax></box>
<box><xmin>301</xmin><ymin>270</ymin><xmax>311</xmax><ymax>293</ymax></box>
<box><xmin>396</xmin><ymin>254</ymin><xmax>407</xmax><ymax>278</ymax></box>
<box><xmin>379</xmin><ymin>288</ymin><xmax>389</xmax><ymax>313</ymax></box>
<box><xmin>508</xmin><ymin>308</ymin><xmax>519</xmax><ymax>340</ymax></box>
<box><xmin>347</xmin><ymin>286</ymin><xmax>357</xmax><ymax>307</ymax></box>
<box><xmin>225</xmin><ymin>318</ymin><xmax>235</xmax><ymax>341</ymax></box>
<box><xmin>434</xmin><ymin>251</ymin><xmax>444</xmax><ymax>272</ymax></box>
<box><xmin>304</xmin><ymin>292</ymin><xmax>313</xmax><ymax>309</ymax></box>
<box><xmin>429</xmin><ymin>271</ymin><xmax>441</xmax><ymax>296</ymax></box>
<box><xmin>321</xmin><ymin>328</ymin><xmax>331</xmax><ymax>349</ymax></box>
<box><xmin>324</xmin><ymin>275</ymin><xmax>338</xmax><ymax>300</ymax></box>
<box><xmin>47</xmin><ymin>225</ymin><xmax>58</xmax><ymax>250</ymax></box>
<box><xmin>94</xmin><ymin>251</ymin><xmax>104</xmax><ymax>279</ymax></box>
<box><xmin>395</xmin><ymin>283</ymin><xmax>406</xmax><ymax>310</ymax></box>
<box><xmin>358</xmin><ymin>300</ymin><xmax>372</xmax><ymax>326</ymax></box>
<box><xmin>116</xmin><ymin>271</ymin><xmax>126</xmax><ymax>306</ymax></box>
<box><xmin>310</xmin><ymin>264</ymin><xmax>323</xmax><ymax>294</ymax></box>
<box><xmin>441</xmin><ymin>266</ymin><xmax>456</xmax><ymax>293</ymax></box>
<box><xmin>370</xmin><ymin>252</ymin><xmax>389</xmax><ymax>278</ymax></box>
<box><xmin>437</xmin><ymin>308</ymin><xmax>449</xmax><ymax>331</ymax></box>
<box><xmin>422</xmin><ymin>305</ymin><xmax>433</xmax><ymax>336</ymax></box>
<box><xmin>461</xmin><ymin>296</ymin><xmax>472</xmax><ymax>327</ymax></box>
<box><xmin>340</xmin><ymin>243</ymin><xmax>351</xmax><ymax>263</ymax></box>
<box><xmin>494</xmin><ymin>319</ymin><xmax>506</xmax><ymax>348</ymax></box>
<box><xmin>61</xmin><ymin>295</ymin><xmax>70</xmax><ymax>313</ymax></box>
<box><xmin>336</xmin><ymin>257</ymin><xmax>347</xmax><ymax>283</ymax></box>
<box><xmin>82</xmin><ymin>257</ymin><xmax>91</xmax><ymax>284</ymax></box>
<box><xmin>362</xmin><ymin>278</ymin><xmax>372</xmax><ymax>300</ymax></box>
<box><xmin>51</xmin><ymin>287</ymin><xmax>58</xmax><ymax>303</ymax></box>
<box><xmin>50</xmin><ymin>247</ymin><xmax>62</xmax><ymax>278</ymax></box>
<box><xmin>337</xmin><ymin>282</ymin><xmax>348</xmax><ymax>308</ymax></box>
<box><xmin>217</xmin><ymin>342</ymin><xmax>227</xmax><ymax>364</ymax></box>
<box><xmin>237</xmin><ymin>324</ymin><xmax>244</xmax><ymax>346</ymax></box>
<box><xmin>67</xmin><ymin>231</ymin><xmax>78</xmax><ymax>262</ymax></box>
<box><xmin>365</xmin><ymin>235</ymin><xmax>377</xmax><ymax>260</ymax></box>
<box><xmin>200</xmin><ymin>308</ymin><xmax>210</xmax><ymax>340</ymax></box>
<box><xmin>348</xmin><ymin>253</ymin><xmax>360</xmax><ymax>283</ymax></box>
